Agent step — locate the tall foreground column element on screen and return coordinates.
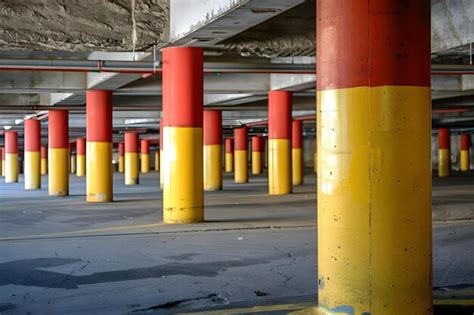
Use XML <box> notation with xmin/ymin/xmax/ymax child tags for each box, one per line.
<box><xmin>5</xmin><ymin>131</ymin><xmax>18</xmax><ymax>183</ymax></box>
<box><xmin>49</xmin><ymin>110</ymin><xmax>69</xmax><ymax>196</ymax></box>
<box><xmin>140</xmin><ymin>139</ymin><xmax>150</xmax><ymax>173</ymax></box>
<box><xmin>316</xmin><ymin>1</ymin><xmax>432</xmax><ymax>313</ymax></box>
<box><xmin>86</xmin><ymin>90</ymin><xmax>113</xmax><ymax>202</ymax></box>
<box><xmin>41</xmin><ymin>145</ymin><xmax>47</xmax><ymax>175</ymax></box>
<box><xmin>225</xmin><ymin>138</ymin><xmax>234</xmax><ymax>173</ymax></box>
<box><xmin>251</xmin><ymin>136</ymin><xmax>263</xmax><ymax>175</ymax></box>
<box><xmin>76</xmin><ymin>138</ymin><xmax>86</xmax><ymax>177</ymax></box>
<box><xmin>268</xmin><ymin>90</ymin><xmax>292</xmax><ymax>195</ymax></box>
<box><xmin>234</xmin><ymin>126</ymin><xmax>248</xmax><ymax>183</ymax></box>
<box><xmin>438</xmin><ymin>127</ymin><xmax>450</xmax><ymax>177</ymax></box>
<box><xmin>292</xmin><ymin>120</ymin><xmax>303</xmax><ymax>186</ymax></box>
<box><xmin>162</xmin><ymin>47</ymin><xmax>204</xmax><ymax>223</ymax></box>
<box><xmin>118</xmin><ymin>143</ymin><xmax>124</xmax><ymax>173</ymax></box>
<box><xmin>24</xmin><ymin>119</ymin><xmax>41</xmax><ymax>189</ymax></box>
<box><xmin>204</xmin><ymin>110</ymin><xmax>222</xmax><ymax>191</ymax></box>
<box><xmin>460</xmin><ymin>133</ymin><xmax>470</xmax><ymax>171</ymax></box>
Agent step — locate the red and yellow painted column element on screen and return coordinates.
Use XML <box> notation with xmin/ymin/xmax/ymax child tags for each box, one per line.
<box><xmin>268</xmin><ymin>90</ymin><xmax>292</xmax><ymax>195</ymax></box>
<box><xmin>48</xmin><ymin>110</ymin><xmax>69</xmax><ymax>196</ymax></box>
<box><xmin>162</xmin><ymin>47</ymin><xmax>204</xmax><ymax>223</ymax></box>
<box><xmin>140</xmin><ymin>139</ymin><xmax>150</xmax><ymax>173</ymax></box>
<box><xmin>69</xmin><ymin>143</ymin><xmax>76</xmax><ymax>174</ymax></box>
<box><xmin>76</xmin><ymin>138</ymin><xmax>86</xmax><ymax>177</ymax></box>
<box><xmin>316</xmin><ymin>1</ymin><xmax>432</xmax><ymax>313</ymax></box>
<box><xmin>24</xmin><ymin>118</ymin><xmax>41</xmax><ymax>189</ymax></box>
<box><xmin>313</xmin><ymin>138</ymin><xmax>317</xmax><ymax>174</ymax></box>
<box><xmin>292</xmin><ymin>120</ymin><xmax>303</xmax><ymax>186</ymax></box>
<box><xmin>159</xmin><ymin>118</ymin><xmax>164</xmax><ymax>188</ymax></box>
<box><xmin>0</xmin><ymin>147</ymin><xmax>3</xmax><ymax>177</ymax></box>
<box><xmin>234</xmin><ymin>126</ymin><xmax>248</xmax><ymax>183</ymax></box>
<box><xmin>86</xmin><ymin>90</ymin><xmax>113</xmax><ymax>202</ymax></box>
<box><xmin>204</xmin><ymin>110</ymin><xmax>222</xmax><ymax>191</ymax></box>
<box><xmin>125</xmin><ymin>133</ymin><xmax>139</xmax><ymax>185</ymax></box>
<box><xmin>460</xmin><ymin>133</ymin><xmax>470</xmax><ymax>171</ymax></box>
<box><xmin>118</xmin><ymin>143</ymin><xmax>124</xmax><ymax>173</ymax></box>
<box><xmin>225</xmin><ymin>138</ymin><xmax>234</xmax><ymax>173</ymax></box>
<box><xmin>438</xmin><ymin>127</ymin><xmax>450</xmax><ymax>177</ymax></box>
<box><xmin>41</xmin><ymin>145</ymin><xmax>47</xmax><ymax>175</ymax></box>
<box><xmin>251</xmin><ymin>135</ymin><xmax>263</xmax><ymax>175</ymax></box>
<box><xmin>4</xmin><ymin>131</ymin><xmax>19</xmax><ymax>183</ymax></box>
<box><xmin>154</xmin><ymin>146</ymin><xmax>160</xmax><ymax>172</ymax></box>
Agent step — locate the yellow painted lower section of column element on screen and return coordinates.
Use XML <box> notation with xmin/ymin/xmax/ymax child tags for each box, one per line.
<box><xmin>317</xmin><ymin>86</ymin><xmax>432</xmax><ymax>314</ymax></box>
<box><xmin>118</xmin><ymin>156</ymin><xmax>124</xmax><ymax>173</ymax></box>
<box><xmin>438</xmin><ymin>148</ymin><xmax>450</xmax><ymax>177</ymax></box>
<box><xmin>24</xmin><ymin>151</ymin><xmax>41</xmax><ymax>189</ymax></box>
<box><xmin>163</xmin><ymin>127</ymin><xmax>204</xmax><ymax>224</ymax></box>
<box><xmin>252</xmin><ymin>151</ymin><xmax>262</xmax><ymax>175</ymax></box>
<box><xmin>204</xmin><ymin>144</ymin><xmax>222</xmax><ymax>191</ymax></box>
<box><xmin>268</xmin><ymin>139</ymin><xmax>292</xmax><ymax>195</ymax></box>
<box><xmin>234</xmin><ymin>150</ymin><xmax>248</xmax><ymax>183</ymax></box>
<box><xmin>155</xmin><ymin>151</ymin><xmax>160</xmax><ymax>172</ymax></box>
<box><xmin>160</xmin><ymin>150</ymin><xmax>164</xmax><ymax>188</ymax></box>
<box><xmin>77</xmin><ymin>154</ymin><xmax>86</xmax><ymax>177</ymax></box>
<box><xmin>141</xmin><ymin>153</ymin><xmax>150</xmax><ymax>173</ymax></box>
<box><xmin>125</xmin><ymin>152</ymin><xmax>139</xmax><ymax>185</ymax></box>
<box><xmin>5</xmin><ymin>153</ymin><xmax>18</xmax><ymax>183</ymax></box>
<box><xmin>49</xmin><ymin>148</ymin><xmax>69</xmax><ymax>196</ymax></box>
<box><xmin>70</xmin><ymin>155</ymin><xmax>76</xmax><ymax>174</ymax></box>
<box><xmin>225</xmin><ymin>153</ymin><xmax>234</xmax><ymax>173</ymax></box>
<box><xmin>292</xmin><ymin>148</ymin><xmax>303</xmax><ymax>186</ymax></box>
<box><xmin>1</xmin><ymin>160</ymin><xmax>4</xmax><ymax>176</ymax></box>
<box><xmin>41</xmin><ymin>158</ymin><xmax>47</xmax><ymax>175</ymax></box>
<box><xmin>87</xmin><ymin>142</ymin><xmax>113</xmax><ymax>202</ymax></box>
<box><xmin>460</xmin><ymin>150</ymin><xmax>469</xmax><ymax>171</ymax></box>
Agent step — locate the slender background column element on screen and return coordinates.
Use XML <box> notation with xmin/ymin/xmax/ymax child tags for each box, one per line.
<box><xmin>140</xmin><ymin>139</ymin><xmax>150</xmax><ymax>173</ymax></box>
<box><xmin>41</xmin><ymin>145</ymin><xmax>47</xmax><ymax>175</ymax></box>
<box><xmin>70</xmin><ymin>143</ymin><xmax>76</xmax><ymax>174</ymax></box>
<box><xmin>5</xmin><ymin>131</ymin><xmax>18</xmax><ymax>183</ymax></box>
<box><xmin>118</xmin><ymin>143</ymin><xmax>124</xmax><ymax>173</ymax></box>
<box><xmin>234</xmin><ymin>126</ymin><xmax>248</xmax><ymax>183</ymax></box>
<box><xmin>292</xmin><ymin>120</ymin><xmax>303</xmax><ymax>186</ymax></box>
<box><xmin>48</xmin><ymin>110</ymin><xmax>69</xmax><ymax>196</ymax></box>
<box><xmin>251</xmin><ymin>135</ymin><xmax>263</xmax><ymax>175</ymax></box>
<box><xmin>154</xmin><ymin>146</ymin><xmax>160</xmax><ymax>172</ymax></box>
<box><xmin>225</xmin><ymin>138</ymin><xmax>234</xmax><ymax>173</ymax></box>
<box><xmin>24</xmin><ymin>118</ymin><xmax>41</xmax><ymax>189</ymax></box>
<box><xmin>159</xmin><ymin>118</ymin><xmax>164</xmax><ymax>188</ymax></box>
<box><xmin>317</xmin><ymin>1</ymin><xmax>432</xmax><ymax>313</ymax></box>
<box><xmin>438</xmin><ymin>127</ymin><xmax>450</xmax><ymax>177</ymax></box>
<box><xmin>125</xmin><ymin>133</ymin><xmax>139</xmax><ymax>185</ymax></box>
<box><xmin>460</xmin><ymin>133</ymin><xmax>470</xmax><ymax>171</ymax></box>
<box><xmin>1</xmin><ymin>147</ymin><xmax>5</xmax><ymax>176</ymax></box>
<box><xmin>162</xmin><ymin>47</ymin><xmax>204</xmax><ymax>223</ymax></box>
<box><xmin>86</xmin><ymin>90</ymin><xmax>113</xmax><ymax>202</ymax></box>
<box><xmin>0</xmin><ymin>147</ymin><xmax>3</xmax><ymax>177</ymax></box>
<box><xmin>313</xmin><ymin>138</ymin><xmax>317</xmax><ymax>174</ymax></box>
<box><xmin>268</xmin><ymin>90</ymin><xmax>292</xmax><ymax>195</ymax></box>
<box><xmin>76</xmin><ymin>137</ymin><xmax>86</xmax><ymax>177</ymax></box>
<box><xmin>204</xmin><ymin>110</ymin><xmax>222</xmax><ymax>191</ymax></box>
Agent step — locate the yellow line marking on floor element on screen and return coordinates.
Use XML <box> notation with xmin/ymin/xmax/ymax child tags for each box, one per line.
<box><xmin>434</xmin><ymin>299</ymin><xmax>474</xmax><ymax>305</ymax></box>
<box><xmin>177</xmin><ymin>303</ymin><xmax>309</xmax><ymax>314</ymax></box>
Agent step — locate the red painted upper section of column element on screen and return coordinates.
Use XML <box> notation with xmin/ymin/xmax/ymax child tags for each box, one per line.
<box><xmin>225</xmin><ymin>138</ymin><xmax>234</xmax><ymax>153</ymax></box>
<box><xmin>252</xmin><ymin>136</ymin><xmax>263</xmax><ymax>152</ymax></box>
<box><xmin>125</xmin><ymin>132</ymin><xmax>138</xmax><ymax>153</ymax></box>
<box><xmin>317</xmin><ymin>0</ymin><xmax>430</xmax><ymax>90</ymax></box>
<box><xmin>234</xmin><ymin>127</ymin><xmax>248</xmax><ymax>150</ymax></box>
<box><xmin>141</xmin><ymin>139</ymin><xmax>150</xmax><ymax>154</ymax></box>
<box><xmin>118</xmin><ymin>143</ymin><xmax>124</xmax><ymax>156</ymax></box>
<box><xmin>162</xmin><ymin>47</ymin><xmax>203</xmax><ymax>127</ymax></box>
<box><xmin>41</xmin><ymin>146</ymin><xmax>47</xmax><ymax>158</ymax></box>
<box><xmin>268</xmin><ymin>90</ymin><xmax>292</xmax><ymax>140</ymax></box>
<box><xmin>292</xmin><ymin>120</ymin><xmax>303</xmax><ymax>149</ymax></box>
<box><xmin>5</xmin><ymin>131</ymin><xmax>18</xmax><ymax>153</ymax></box>
<box><xmin>438</xmin><ymin>128</ymin><xmax>450</xmax><ymax>150</ymax></box>
<box><xmin>86</xmin><ymin>90</ymin><xmax>113</xmax><ymax>142</ymax></box>
<box><xmin>204</xmin><ymin>110</ymin><xmax>222</xmax><ymax>145</ymax></box>
<box><xmin>76</xmin><ymin>138</ymin><xmax>86</xmax><ymax>155</ymax></box>
<box><xmin>49</xmin><ymin>110</ymin><xmax>69</xmax><ymax>148</ymax></box>
<box><xmin>25</xmin><ymin>119</ymin><xmax>41</xmax><ymax>152</ymax></box>
<box><xmin>461</xmin><ymin>133</ymin><xmax>470</xmax><ymax>150</ymax></box>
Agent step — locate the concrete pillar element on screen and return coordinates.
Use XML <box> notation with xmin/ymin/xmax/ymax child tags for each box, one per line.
<box><xmin>292</xmin><ymin>120</ymin><xmax>303</xmax><ymax>186</ymax></box>
<box><xmin>70</xmin><ymin>144</ymin><xmax>76</xmax><ymax>174</ymax></box>
<box><xmin>204</xmin><ymin>110</ymin><xmax>222</xmax><ymax>191</ymax></box>
<box><xmin>225</xmin><ymin>138</ymin><xmax>234</xmax><ymax>173</ymax></box>
<box><xmin>460</xmin><ymin>133</ymin><xmax>470</xmax><ymax>171</ymax></box>
<box><xmin>41</xmin><ymin>145</ymin><xmax>48</xmax><ymax>175</ymax></box>
<box><xmin>24</xmin><ymin>118</ymin><xmax>41</xmax><ymax>189</ymax></box>
<box><xmin>313</xmin><ymin>138</ymin><xmax>317</xmax><ymax>174</ymax></box>
<box><xmin>86</xmin><ymin>90</ymin><xmax>113</xmax><ymax>202</ymax></box>
<box><xmin>251</xmin><ymin>136</ymin><xmax>263</xmax><ymax>175</ymax></box>
<box><xmin>4</xmin><ymin>131</ymin><xmax>19</xmax><ymax>183</ymax></box>
<box><xmin>162</xmin><ymin>47</ymin><xmax>204</xmax><ymax>223</ymax></box>
<box><xmin>154</xmin><ymin>146</ymin><xmax>160</xmax><ymax>172</ymax></box>
<box><xmin>316</xmin><ymin>1</ymin><xmax>432</xmax><ymax>313</ymax></box>
<box><xmin>268</xmin><ymin>90</ymin><xmax>292</xmax><ymax>195</ymax></box>
<box><xmin>438</xmin><ymin>127</ymin><xmax>450</xmax><ymax>177</ymax></box>
<box><xmin>0</xmin><ymin>147</ymin><xmax>3</xmax><ymax>177</ymax></box>
<box><xmin>76</xmin><ymin>138</ymin><xmax>86</xmax><ymax>177</ymax></box>
<box><xmin>159</xmin><ymin>118</ymin><xmax>164</xmax><ymax>188</ymax></box>
<box><xmin>124</xmin><ymin>133</ymin><xmax>139</xmax><ymax>185</ymax></box>
<box><xmin>234</xmin><ymin>126</ymin><xmax>248</xmax><ymax>183</ymax></box>
<box><xmin>48</xmin><ymin>110</ymin><xmax>69</xmax><ymax>196</ymax></box>
<box><xmin>140</xmin><ymin>139</ymin><xmax>150</xmax><ymax>173</ymax></box>
<box><xmin>118</xmin><ymin>143</ymin><xmax>124</xmax><ymax>173</ymax></box>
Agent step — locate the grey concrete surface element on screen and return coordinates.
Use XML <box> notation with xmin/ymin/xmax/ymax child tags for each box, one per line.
<box><xmin>0</xmin><ymin>170</ymin><xmax>472</xmax><ymax>314</ymax></box>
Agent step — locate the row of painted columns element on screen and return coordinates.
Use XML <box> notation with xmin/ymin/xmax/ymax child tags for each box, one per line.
<box><xmin>438</xmin><ymin>127</ymin><xmax>471</xmax><ymax>177</ymax></box>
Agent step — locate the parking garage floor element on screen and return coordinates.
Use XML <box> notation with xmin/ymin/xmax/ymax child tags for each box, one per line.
<box><xmin>0</xmin><ymin>171</ymin><xmax>473</xmax><ymax>314</ymax></box>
